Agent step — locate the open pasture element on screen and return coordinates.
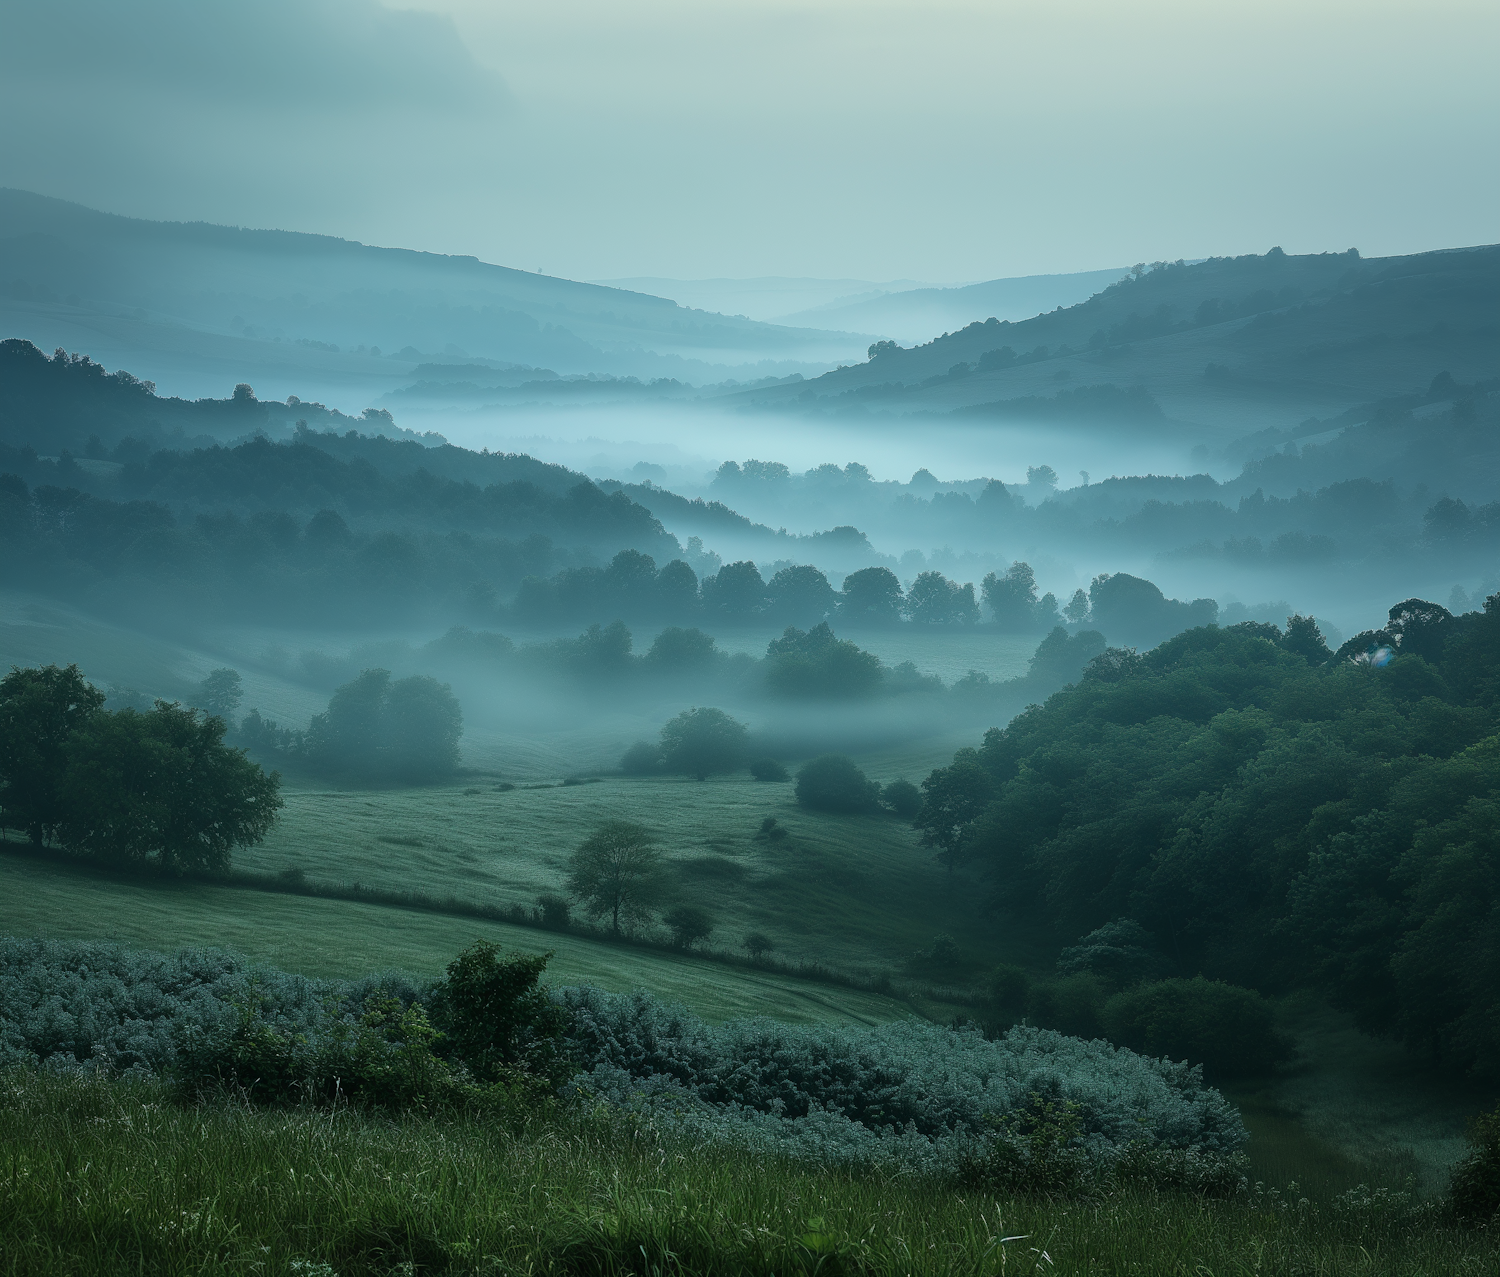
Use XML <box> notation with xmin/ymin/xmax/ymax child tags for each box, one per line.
<box><xmin>0</xmin><ymin>854</ymin><xmax>914</xmax><ymax>1025</ymax></box>
<box><xmin>240</xmin><ymin>771</ymin><xmax>1046</xmax><ymax>980</ymax></box>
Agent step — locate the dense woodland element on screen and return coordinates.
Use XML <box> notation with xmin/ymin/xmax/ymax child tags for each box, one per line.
<box><xmin>918</xmin><ymin>596</ymin><xmax>1500</xmax><ymax>1075</ymax></box>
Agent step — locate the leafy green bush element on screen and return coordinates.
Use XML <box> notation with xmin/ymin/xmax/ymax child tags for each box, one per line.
<box><xmin>1102</xmin><ymin>977</ymin><xmax>1293</xmax><ymax>1079</ymax></box>
<box><xmin>175</xmin><ymin>990</ymin><xmax>461</xmax><ymax>1111</ymax></box>
<box><xmin>536</xmin><ymin>893</ymin><xmax>572</xmax><ymax>928</ymax></box>
<box><xmin>663</xmin><ymin>904</ymin><xmax>714</xmax><ymax>949</ymax></box>
<box><xmin>881</xmin><ymin>778</ymin><xmax>922</xmax><ymax>819</ymax></box>
<box><xmin>750</xmin><ymin>758</ymin><xmax>789</xmax><ymax>782</ymax></box>
<box><xmin>795</xmin><ymin>754</ymin><xmax>882</xmax><ymax>814</ymax></box>
<box><xmin>1449</xmin><ymin>1104</ymin><xmax>1500</xmax><ymax>1224</ymax></box>
<box><xmin>957</xmin><ymin>1093</ymin><xmax>1094</xmax><ymax>1197</ymax></box>
<box><xmin>0</xmin><ymin>938</ymin><xmax>1247</xmax><ymax>1178</ymax></box>
<box><xmin>428</xmin><ymin>941</ymin><xmax>571</xmax><ymax>1086</ymax></box>
<box><xmin>561</xmin><ymin>986</ymin><xmax>1246</xmax><ymax>1172</ymax></box>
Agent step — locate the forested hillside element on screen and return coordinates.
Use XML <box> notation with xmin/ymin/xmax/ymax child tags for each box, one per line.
<box><xmin>920</xmin><ymin>597</ymin><xmax>1500</xmax><ymax>1075</ymax></box>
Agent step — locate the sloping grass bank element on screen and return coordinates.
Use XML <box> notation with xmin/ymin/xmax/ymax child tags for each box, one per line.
<box><xmin>0</xmin><ymin>855</ymin><xmax>912</xmax><ymax>1025</ymax></box>
<box><xmin>2</xmin><ymin>1069</ymin><xmax>1495</xmax><ymax>1277</ymax></box>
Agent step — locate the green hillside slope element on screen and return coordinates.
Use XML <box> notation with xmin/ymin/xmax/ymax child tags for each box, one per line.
<box><xmin>0</xmin><ymin>188</ymin><xmax>861</xmax><ymax>386</ymax></box>
<box><xmin>741</xmin><ymin>245</ymin><xmax>1500</xmax><ymax>432</ymax></box>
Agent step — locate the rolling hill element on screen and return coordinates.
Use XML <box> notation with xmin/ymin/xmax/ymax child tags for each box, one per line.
<box><xmin>774</xmin><ymin>267</ymin><xmax>1131</xmax><ymax>344</ymax></box>
<box><xmin>0</xmin><ymin>189</ymin><xmax>866</xmax><ymax>403</ymax></box>
<box><xmin>737</xmin><ymin>245</ymin><xmax>1500</xmax><ymax>435</ymax></box>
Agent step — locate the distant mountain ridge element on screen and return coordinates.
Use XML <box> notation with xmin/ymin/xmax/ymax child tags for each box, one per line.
<box><xmin>738</xmin><ymin>244</ymin><xmax>1500</xmax><ymax>433</ymax></box>
<box><xmin>0</xmin><ymin>189</ymin><xmax>867</xmax><ymax>401</ymax></box>
<box><xmin>773</xmin><ymin>268</ymin><xmax>1132</xmax><ymax>342</ymax></box>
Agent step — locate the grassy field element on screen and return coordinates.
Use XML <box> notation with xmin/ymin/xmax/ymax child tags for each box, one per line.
<box><xmin>238</xmin><ymin>771</ymin><xmax>1042</xmax><ymax>981</ymax></box>
<box><xmin>3</xmin><ymin>587</ymin><xmax>1488</xmax><ymax>1202</ymax></box>
<box><xmin>0</xmin><ymin>853</ymin><xmax>913</xmax><ymax>1025</ymax></box>
<box><xmin>5</xmin><ymin>1069</ymin><xmax>1497</xmax><ymax>1277</ymax></box>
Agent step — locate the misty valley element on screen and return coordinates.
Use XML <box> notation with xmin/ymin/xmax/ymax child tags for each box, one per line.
<box><xmin>3</xmin><ymin>192</ymin><xmax>1500</xmax><ymax>1275</ymax></box>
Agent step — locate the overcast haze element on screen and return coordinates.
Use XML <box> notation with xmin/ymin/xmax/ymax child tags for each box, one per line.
<box><xmin>1</xmin><ymin>0</ymin><xmax>1496</xmax><ymax>283</ymax></box>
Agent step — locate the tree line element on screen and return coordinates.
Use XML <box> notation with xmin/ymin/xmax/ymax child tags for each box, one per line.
<box><xmin>911</xmin><ymin>594</ymin><xmax>1500</xmax><ymax>1077</ymax></box>
<box><xmin>0</xmin><ymin>665</ymin><xmax>281</xmax><ymax>873</ymax></box>
<box><xmin>205</xmin><ymin>667</ymin><xmax>464</xmax><ymax>784</ymax></box>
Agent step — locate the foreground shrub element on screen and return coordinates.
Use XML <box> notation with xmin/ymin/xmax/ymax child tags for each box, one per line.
<box><xmin>174</xmin><ymin>990</ymin><xmax>469</xmax><ymax>1111</ymax></box>
<box><xmin>795</xmin><ymin>754</ymin><xmax>882</xmax><ymax>814</ymax></box>
<box><xmin>1102</xmin><ymin>977</ymin><xmax>1293</xmax><ymax>1079</ymax></box>
<box><xmin>1450</xmin><ymin>1104</ymin><xmax>1500</xmax><ymax>1224</ymax></box>
<box><xmin>561</xmin><ymin>986</ymin><xmax>1247</xmax><ymax>1174</ymax></box>
<box><xmin>0</xmin><ymin>938</ymin><xmax>1248</xmax><ymax>1179</ymax></box>
<box><xmin>428</xmin><ymin>941</ymin><xmax>571</xmax><ymax>1085</ymax></box>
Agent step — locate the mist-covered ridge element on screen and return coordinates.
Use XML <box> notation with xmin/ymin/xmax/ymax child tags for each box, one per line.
<box><xmin>739</xmin><ymin>244</ymin><xmax>1500</xmax><ymax>432</ymax></box>
<box><xmin>0</xmin><ymin>188</ymin><xmax>868</xmax><ymax>390</ymax></box>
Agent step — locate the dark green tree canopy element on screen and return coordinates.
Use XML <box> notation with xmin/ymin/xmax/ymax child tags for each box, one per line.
<box><xmin>566</xmin><ymin>819</ymin><xmax>667</xmax><ymax>934</ymax></box>
<box><xmin>764</xmin><ymin>623</ymin><xmax>883</xmax><ymax>699</ymax></box>
<box><xmin>764</xmin><ymin>564</ymin><xmax>835</xmax><ymax>628</ymax></box>
<box><xmin>0</xmin><ymin>663</ymin><xmax>106</xmax><ymax>844</ymax></box>
<box><xmin>58</xmin><ymin>700</ymin><xmax>283</xmax><ymax>873</ymax></box>
<box><xmin>658</xmin><ymin>706</ymin><xmax>748</xmax><ymax>779</ymax></box>
<box><xmin>795</xmin><ymin>754</ymin><xmax>882</xmax><ymax>814</ymax></box>
<box><xmin>982</xmin><ymin>561</ymin><xmax>1038</xmax><ymax>631</ymax></box>
<box><xmin>704</xmin><ymin>560</ymin><xmax>765</xmax><ymax>619</ymax></box>
<box><xmin>919</xmin><ymin>599</ymin><xmax>1500</xmax><ymax>1075</ymax></box>
<box><xmin>305</xmin><ymin>668</ymin><xmax>462</xmax><ymax>781</ymax></box>
<box><xmin>837</xmin><ymin>566</ymin><xmax>904</xmax><ymax>624</ymax></box>
<box><xmin>905</xmin><ymin>571</ymin><xmax>979</xmax><ymax>625</ymax></box>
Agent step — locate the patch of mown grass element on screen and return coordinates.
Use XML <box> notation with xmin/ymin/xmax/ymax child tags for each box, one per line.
<box><xmin>242</xmin><ymin>774</ymin><xmax>1053</xmax><ymax>983</ymax></box>
<box><xmin>0</xmin><ymin>854</ymin><xmax>912</xmax><ymax>1026</ymax></box>
<box><xmin>2</xmin><ymin>1069</ymin><xmax>1495</xmax><ymax>1277</ymax></box>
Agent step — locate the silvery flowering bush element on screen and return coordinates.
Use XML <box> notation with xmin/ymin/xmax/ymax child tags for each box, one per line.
<box><xmin>1</xmin><ymin>937</ymin><xmax>1245</xmax><ymax>1173</ymax></box>
<box><xmin>561</xmin><ymin>986</ymin><xmax>1245</xmax><ymax>1170</ymax></box>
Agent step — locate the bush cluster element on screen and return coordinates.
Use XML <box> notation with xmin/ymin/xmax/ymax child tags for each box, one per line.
<box><xmin>0</xmin><ymin>937</ymin><xmax>1246</xmax><ymax>1180</ymax></box>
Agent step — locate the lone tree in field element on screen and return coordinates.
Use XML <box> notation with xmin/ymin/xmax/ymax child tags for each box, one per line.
<box><xmin>196</xmin><ymin>668</ymin><xmax>243</xmax><ymax>722</ymax></box>
<box><xmin>566</xmin><ymin>819</ymin><xmax>667</xmax><ymax>935</ymax></box>
<box><xmin>0</xmin><ymin>664</ymin><xmax>105</xmax><ymax>844</ymax></box>
<box><xmin>794</xmin><ymin>754</ymin><xmax>882</xmax><ymax>814</ymax></box>
<box><xmin>658</xmin><ymin>706</ymin><xmax>748</xmax><ymax>780</ymax></box>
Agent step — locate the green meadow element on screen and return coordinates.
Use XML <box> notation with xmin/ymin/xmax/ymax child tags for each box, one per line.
<box><xmin>1</xmin><ymin>588</ymin><xmax>1491</xmax><ymax>1203</ymax></box>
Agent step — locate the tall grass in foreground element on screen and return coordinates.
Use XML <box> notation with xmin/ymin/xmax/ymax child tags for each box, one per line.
<box><xmin>2</xmin><ymin>1070</ymin><xmax>1496</xmax><ymax>1277</ymax></box>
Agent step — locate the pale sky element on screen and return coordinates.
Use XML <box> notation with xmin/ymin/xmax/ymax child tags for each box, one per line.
<box><xmin>1</xmin><ymin>0</ymin><xmax>1495</xmax><ymax>281</ymax></box>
